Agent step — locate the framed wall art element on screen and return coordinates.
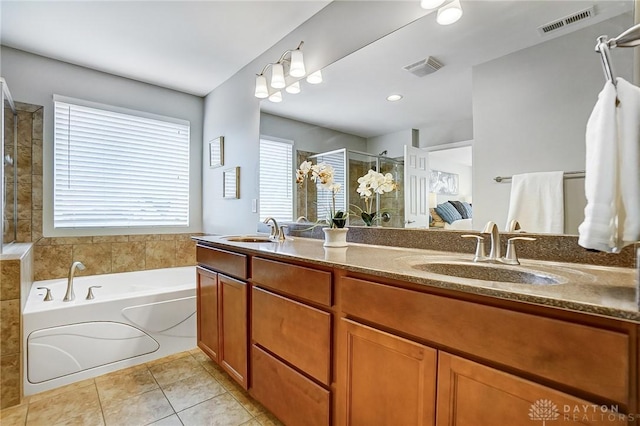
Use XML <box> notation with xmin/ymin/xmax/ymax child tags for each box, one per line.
<box><xmin>429</xmin><ymin>170</ymin><xmax>459</xmax><ymax>195</ymax></box>
<box><xmin>209</xmin><ymin>136</ymin><xmax>224</xmax><ymax>168</ymax></box>
<box><xmin>223</xmin><ymin>166</ymin><xmax>240</xmax><ymax>199</ymax></box>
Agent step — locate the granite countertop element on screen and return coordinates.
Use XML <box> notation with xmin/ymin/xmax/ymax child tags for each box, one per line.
<box><xmin>194</xmin><ymin>235</ymin><xmax>640</xmax><ymax>323</ymax></box>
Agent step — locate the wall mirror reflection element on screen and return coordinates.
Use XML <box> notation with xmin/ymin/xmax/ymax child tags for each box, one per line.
<box><xmin>259</xmin><ymin>0</ymin><xmax>634</xmax><ymax>235</ymax></box>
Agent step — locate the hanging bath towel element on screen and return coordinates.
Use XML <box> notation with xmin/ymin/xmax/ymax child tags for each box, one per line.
<box><xmin>578</xmin><ymin>78</ymin><xmax>640</xmax><ymax>252</ymax></box>
<box><xmin>505</xmin><ymin>171</ymin><xmax>564</xmax><ymax>234</ymax></box>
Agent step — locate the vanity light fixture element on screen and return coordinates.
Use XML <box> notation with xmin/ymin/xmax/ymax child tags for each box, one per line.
<box><xmin>386</xmin><ymin>94</ymin><xmax>403</xmax><ymax>102</ymax></box>
<box><xmin>286</xmin><ymin>81</ymin><xmax>301</xmax><ymax>94</ymax></box>
<box><xmin>436</xmin><ymin>0</ymin><xmax>463</xmax><ymax>25</ymax></box>
<box><xmin>306</xmin><ymin>70</ymin><xmax>323</xmax><ymax>84</ymax></box>
<box><xmin>268</xmin><ymin>91</ymin><xmax>283</xmax><ymax>103</ymax></box>
<box><xmin>254</xmin><ymin>41</ymin><xmax>307</xmax><ymax>99</ymax></box>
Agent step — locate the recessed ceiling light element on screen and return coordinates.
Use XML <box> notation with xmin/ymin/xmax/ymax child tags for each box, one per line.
<box><xmin>387</xmin><ymin>94</ymin><xmax>403</xmax><ymax>102</ymax></box>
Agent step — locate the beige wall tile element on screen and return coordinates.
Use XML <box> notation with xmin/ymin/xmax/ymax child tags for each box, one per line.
<box><xmin>31</xmin><ymin>212</ymin><xmax>42</xmax><ymax>242</ymax></box>
<box><xmin>72</xmin><ymin>243</ymin><xmax>112</xmax><ymax>276</ymax></box>
<box><xmin>32</xmin><ymin>109</ymin><xmax>43</xmax><ymax>140</ymax></box>
<box><xmin>17</xmin><ymin>183</ymin><xmax>31</xmax><ymax>220</ymax></box>
<box><xmin>129</xmin><ymin>234</ymin><xmax>162</xmax><ymax>242</ymax></box>
<box><xmin>17</xmin><ymin>145</ymin><xmax>32</xmax><ymax>184</ymax></box>
<box><xmin>0</xmin><ymin>300</ymin><xmax>20</xmax><ymax>356</ymax></box>
<box><xmin>0</xmin><ymin>260</ymin><xmax>20</xmax><ymax>301</ymax></box>
<box><xmin>0</xmin><ymin>354</ymin><xmax>21</xmax><ymax>409</ymax></box>
<box><xmin>32</xmin><ymin>175</ymin><xmax>42</xmax><ymax>211</ymax></box>
<box><xmin>31</xmin><ymin>143</ymin><xmax>42</xmax><ymax>176</ymax></box>
<box><xmin>93</xmin><ymin>235</ymin><xmax>128</xmax><ymax>243</ymax></box>
<box><xmin>145</xmin><ymin>240</ymin><xmax>176</xmax><ymax>270</ymax></box>
<box><xmin>34</xmin><ymin>244</ymin><xmax>73</xmax><ymax>280</ymax></box>
<box><xmin>16</xmin><ymin>111</ymin><xmax>32</xmax><ymax>147</ymax></box>
<box><xmin>160</xmin><ymin>234</ymin><xmax>177</xmax><ymax>241</ymax></box>
<box><xmin>175</xmin><ymin>240</ymin><xmax>196</xmax><ymax>267</ymax></box>
<box><xmin>50</xmin><ymin>237</ymin><xmax>93</xmax><ymax>245</ymax></box>
<box><xmin>112</xmin><ymin>242</ymin><xmax>145</xmax><ymax>273</ymax></box>
<box><xmin>16</xmin><ymin>220</ymin><xmax>31</xmax><ymax>242</ymax></box>
<box><xmin>35</xmin><ymin>237</ymin><xmax>50</xmax><ymax>246</ymax></box>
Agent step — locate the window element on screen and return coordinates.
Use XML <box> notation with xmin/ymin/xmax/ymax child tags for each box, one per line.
<box><xmin>53</xmin><ymin>97</ymin><xmax>190</xmax><ymax>228</ymax></box>
<box><xmin>259</xmin><ymin>138</ymin><xmax>293</xmax><ymax>222</ymax></box>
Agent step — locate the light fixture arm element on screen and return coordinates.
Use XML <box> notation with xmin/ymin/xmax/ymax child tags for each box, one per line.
<box><xmin>276</xmin><ymin>41</ymin><xmax>304</xmax><ymax>64</ymax></box>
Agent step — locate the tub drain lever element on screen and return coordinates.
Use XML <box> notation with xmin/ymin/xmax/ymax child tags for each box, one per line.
<box><xmin>36</xmin><ymin>287</ymin><xmax>53</xmax><ymax>301</ymax></box>
<box><xmin>86</xmin><ymin>286</ymin><xmax>102</xmax><ymax>300</ymax></box>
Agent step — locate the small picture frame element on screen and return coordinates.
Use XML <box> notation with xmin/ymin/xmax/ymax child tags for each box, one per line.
<box><xmin>209</xmin><ymin>136</ymin><xmax>224</xmax><ymax>168</ymax></box>
<box><xmin>223</xmin><ymin>167</ymin><xmax>240</xmax><ymax>199</ymax></box>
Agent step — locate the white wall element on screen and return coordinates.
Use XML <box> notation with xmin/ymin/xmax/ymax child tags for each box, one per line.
<box><xmin>418</xmin><ymin>118</ymin><xmax>473</xmax><ymax>148</ymax></box>
<box><xmin>1</xmin><ymin>46</ymin><xmax>204</xmax><ymax>236</ymax></box>
<box><xmin>366</xmin><ymin>129</ymin><xmax>413</xmax><ymax>158</ymax></box>
<box><xmin>260</xmin><ymin>112</ymin><xmax>366</xmax><ymax>153</ymax></box>
<box><xmin>472</xmin><ymin>13</ymin><xmax>633</xmax><ymax>234</ymax></box>
<box><xmin>202</xmin><ymin>2</ymin><xmax>430</xmax><ymax>235</ymax></box>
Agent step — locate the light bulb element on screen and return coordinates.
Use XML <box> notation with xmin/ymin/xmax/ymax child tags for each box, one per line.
<box><xmin>386</xmin><ymin>94</ymin><xmax>403</xmax><ymax>102</ymax></box>
<box><xmin>306</xmin><ymin>70</ymin><xmax>323</xmax><ymax>84</ymax></box>
<box><xmin>268</xmin><ymin>91</ymin><xmax>283</xmax><ymax>103</ymax></box>
<box><xmin>437</xmin><ymin>0</ymin><xmax>463</xmax><ymax>25</ymax></box>
<box><xmin>286</xmin><ymin>81</ymin><xmax>301</xmax><ymax>94</ymax></box>
<box><xmin>271</xmin><ymin>63</ymin><xmax>285</xmax><ymax>89</ymax></box>
<box><xmin>289</xmin><ymin>50</ymin><xmax>306</xmax><ymax>78</ymax></box>
<box><xmin>254</xmin><ymin>75</ymin><xmax>268</xmax><ymax>99</ymax></box>
<box><xmin>420</xmin><ymin>0</ymin><xmax>446</xmax><ymax>9</ymax></box>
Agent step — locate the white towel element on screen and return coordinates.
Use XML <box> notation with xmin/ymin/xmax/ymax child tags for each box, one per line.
<box><xmin>578</xmin><ymin>78</ymin><xmax>640</xmax><ymax>252</ymax></box>
<box><xmin>505</xmin><ymin>171</ymin><xmax>564</xmax><ymax>234</ymax></box>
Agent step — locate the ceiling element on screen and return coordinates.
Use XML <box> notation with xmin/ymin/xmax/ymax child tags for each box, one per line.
<box><xmin>0</xmin><ymin>1</ymin><xmax>330</xmax><ymax>97</ymax></box>
<box><xmin>261</xmin><ymin>0</ymin><xmax>634</xmax><ymax>138</ymax></box>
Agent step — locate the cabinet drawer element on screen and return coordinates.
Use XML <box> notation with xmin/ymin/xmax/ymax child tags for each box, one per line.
<box><xmin>197</xmin><ymin>245</ymin><xmax>247</xmax><ymax>280</ymax></box>
<box><xmin>252</xmin><ymin>257</ymin><xmax>332</xmax><ymax>306</ymax></box>
<box><xmin>252</xmin><ymin>287</ymin><xmax>331</xmax><ymax>385</ymax></box>
<box><xmin>251</xmin><ymin>345</ymin><xmax>330</xmax><ymax>426</ymax></box>
<box><xmin>341</xmin><ymin>277</ymin><xmax>630</xmax><ymax>405</ymax></box>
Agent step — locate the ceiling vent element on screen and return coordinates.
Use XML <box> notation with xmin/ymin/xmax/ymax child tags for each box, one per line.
<box><xmin>403</xmin><ymin>56</ymin><xmax>443</xmax><ymax>77</ymax></box>
<box><xmin>537</xmin><ymin>6</ymin><xmax>595</xmax><ymax>35</ymax></box>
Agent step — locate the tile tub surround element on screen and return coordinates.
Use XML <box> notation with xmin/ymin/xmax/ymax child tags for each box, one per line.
<box><xmin>0</xmin><ymin>348</ymin><xmax>283</xmax><ymax>426</ymax></box>
<box><xmin>33</xmin><ymin>233</ymin><xmax>200</xmax><ymax>281</ymax></box>
<box><xmin>0</xmin><ymin>243</ymin><xmax>34</xmax><ymax>410</ymax></box>
<box><xmin>286</xmin><ymin>223</ymin><xmax>637</xmax><ymax>268</ymax></box>
<box><xmin>195</xmin><ymin>235</ymin><xmax>640</xmax><ymax>322</ymax></box>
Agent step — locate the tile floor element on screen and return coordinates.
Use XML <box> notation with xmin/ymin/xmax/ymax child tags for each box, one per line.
<box><xmin>0</xmin><ymin>348</ymin><xmax>284</xmax><ymax>426</ymax></box>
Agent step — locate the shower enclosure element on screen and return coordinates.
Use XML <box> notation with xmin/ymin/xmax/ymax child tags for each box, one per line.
<box><xmin>1</xmin><ymin>78</ymin><xmax>17</xmax><ymax>253</ymax></box>
<box><xmin>298</xmin><ymin>148</ymin><xmax>405</xmax><ymax>228</ymax></box>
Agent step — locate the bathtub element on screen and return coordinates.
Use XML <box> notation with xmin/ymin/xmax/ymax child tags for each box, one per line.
<box><xmin>23</xmin><ymin>266</ymin><xmax>196</xmax><ymax>395</ymax></box>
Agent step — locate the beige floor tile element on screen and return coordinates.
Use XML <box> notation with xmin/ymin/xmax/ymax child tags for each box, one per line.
<box><xmin>148</xmin><ymin>414</ymin><xmax>183</xmax><ymax>426</ymax></box>
<box><xmin>177</xmin><ymin>393</ymin><xmax>252</xmax><ymax>426</ymax></box>
<box><xmin>27</xmin><ymin>378</ymin><xmax>95</xmax><ymax>403</ymax></box>
<box><xmin>228</xmin><ymin>388</ymin><xmax>267</xmax><ymax>417</ymax></box>
<box><xmin>26</xmin><ymin>383</ymin><xmax>100</xmax><ymax>425</ymax></box>
<box><xmin>145</xmin><ymin>351</ymin><xmax>191</xmax><ymax>368</ymax></box>
<box><xmin>190</xmin><ymin>350</ymin><xmax>210</xmax><ymax>364</ymax></box>
<box><xmin>0</xmin><ymin>402</ymin><xmax>28</xmax><ymax>426</ymax></box>
<box><xmin>149</xmin><ymin>356</ymin><xmax>204</xmax><ymax>387</ymax></box>
<box><xmin>94</xmin><ymin>364</ymin><xmax>148</xmax><ymax>383</ymax></box>
<box><xmin>239</xmin><ymin>420</ymin><xmax>262</xmax><ymax>426</ymax></box>
<box><xmin>254</xmin><ymin>412</ymin><xmax>284</xmax><ymax>426</ymax></box>
<box><xmin>161</xmin><ymin>370</ymin><xmax>225</xmax><ymax>412</ymax></box>
<box><xmin>96</xmin><ymin>367</ymin><xmax>159</xmax><ymax>404</ymax></box>
<box><xmin>53</xmin><ymin>408</ymin><xmax>104</xmax><ymax>426</ymax></box>
<box><xmin>102</xmin><ymin>389</ymin><xmax>173</xmax><ymax>426</ymax></box>
<box><xmin>200</xmin><ymin>361</ymin><xmax>241</xmax><ymax>392</ymax></box>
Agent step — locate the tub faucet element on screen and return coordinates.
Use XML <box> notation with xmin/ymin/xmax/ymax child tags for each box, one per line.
<box><xmin>63</xmin><ymin>261</ymin><xmax>86</xmax><ymax>302</ymax></box>
<box><xmin>482</xmin><ymin>221</ymin><xmax>501</xmax><ymax>261</ymax></box>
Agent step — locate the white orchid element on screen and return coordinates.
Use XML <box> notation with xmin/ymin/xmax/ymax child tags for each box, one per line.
<box><xmin>354</xmin><ymin>169</ymin><xmax>397</xmax><ymax>226</ymax></box>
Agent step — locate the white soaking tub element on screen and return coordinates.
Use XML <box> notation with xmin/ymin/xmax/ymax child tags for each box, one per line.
<box><xmin>23</xmin><ymin>266</ymin><xmax>196</xmax><ymax>395</ymax></box>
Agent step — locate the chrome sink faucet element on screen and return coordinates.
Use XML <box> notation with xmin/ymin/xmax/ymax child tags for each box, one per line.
<box><xmin>482</xmin><ymin>221</ymin><xmax>501</xmax><ymax>261</ymax></box>
<box><xmin>263</xmin><ymin>217</ymin><xmax>285</xmax><ymax>242</ymax></box>
<box><xmin>63</xmin><ymin>261</ymin><xmax>86</xmax><ymax>302</ymax></box>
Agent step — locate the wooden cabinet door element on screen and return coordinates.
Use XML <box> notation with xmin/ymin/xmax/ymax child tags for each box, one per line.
<box><xmin>339</xmin><ymin>319</ymin><xmax>437</xmax><ymax>426</ymax></box>
<box><xmin>219</xmin><ymin>274</ymin><xmax>248</xmax><ymax>389</ymax></box>
<box><xmin>196</xmin><ymin>267</ymin><xmax>219</xmax><ymax>362</ymax></box>
<box><xmin>436</xmin><ymin>352</ymin><xmax>628</xmax><ymax>426</ymax></box>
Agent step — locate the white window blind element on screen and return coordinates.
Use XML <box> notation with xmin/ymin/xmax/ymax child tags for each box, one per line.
<box><xmin>54</xmin><ymin>99</ymin><xmax>190</xmax><ymax>228</ymax></box>
<box><xmin>259</xmin><ymin>138</ymin><xmax>293</xmax><ymax>222</ymax></box>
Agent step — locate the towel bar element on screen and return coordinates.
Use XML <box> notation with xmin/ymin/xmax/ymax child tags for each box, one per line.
<box><xmin>494</xmin><ymin>171</ymin><xmax>585</xmax><ymax>183</ymax></box>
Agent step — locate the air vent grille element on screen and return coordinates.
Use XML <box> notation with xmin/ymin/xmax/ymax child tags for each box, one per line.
<box><xmin>403</xmin><ymin>56</ymin><xmax>443</xmax><ymax>77</ymax></box>
<box><xmin>537</xmin><ymin>6</ymin><xmax>594</xmax><ymax>35</ymax></box>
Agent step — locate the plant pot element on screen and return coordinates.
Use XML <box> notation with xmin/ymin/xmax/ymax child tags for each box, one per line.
<box><xmin>322</xmin><ymin>227</ymin><xmax>349</xmax><ymax>247</ymax></box>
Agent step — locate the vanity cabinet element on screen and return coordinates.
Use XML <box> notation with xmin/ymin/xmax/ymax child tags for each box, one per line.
<box><xmin>196</xmin><ymin>245</ymin><xmax>249</xmax><ymax>389</ymax></box>
<box><xmin>250</xmin><ymin>257</ymin><xmax>333</xmax><ymax>426</ymax></box>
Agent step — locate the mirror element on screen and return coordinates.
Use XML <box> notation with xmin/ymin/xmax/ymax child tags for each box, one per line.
<box><xmin>259</xmin><ymin>0</ymin><xmax>635</xmax><ymax>235</ymax></box>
